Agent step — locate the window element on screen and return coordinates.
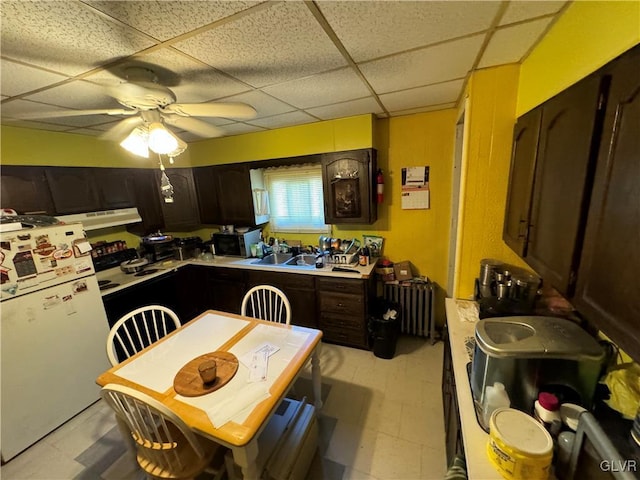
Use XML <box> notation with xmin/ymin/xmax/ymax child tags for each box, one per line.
<box><xmin>263</xmin><ymin>164</ymin><xmax>328</xmax><ymax>233</ymax></box>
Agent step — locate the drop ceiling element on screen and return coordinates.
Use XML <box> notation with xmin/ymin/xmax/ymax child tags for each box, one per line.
<box><xmin>0</xmin><ymin>0</ymin><xmax>568</xmax><ymax>142</ymax></box>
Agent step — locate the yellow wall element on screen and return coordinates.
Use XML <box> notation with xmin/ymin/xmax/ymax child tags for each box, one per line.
<box><xmin>334</xmin><ymin>110</ymin><xmax>458</xmax><ymax>290</ymax></box>
<box><xmin>456</xmin><ymin>64</ymin><xmax>530</xmax><ymax>299</ymax></box>
<box><xmin>518</xmin><ymin>0</ymin><xmax>640</xmax><ymax>115</ymax></box>
<box><xmin>186</xmin><ymin>114</ymin><xmax>373</xmax><ymax>166</ymax></box>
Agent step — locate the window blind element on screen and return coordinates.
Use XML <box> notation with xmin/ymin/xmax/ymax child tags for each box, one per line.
<box><xmin>263</xmin><ymin>165</ymin><xmax>328</xmax><ymax>233</ymax></box>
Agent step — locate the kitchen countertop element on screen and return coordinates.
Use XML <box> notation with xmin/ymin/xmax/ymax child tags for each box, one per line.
<box><xmin>97</xmin><ymin>255</ymin><xmax>378</xmax><ymax>297</ymax></box>
<box><xmin>445</xmin><ymin>297</ymin><xmax>502</xmax><ymax>479</ymax></box>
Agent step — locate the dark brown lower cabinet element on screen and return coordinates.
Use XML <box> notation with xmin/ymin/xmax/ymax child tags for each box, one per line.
<box><xmin>206</xmin><ymin>267</ymin><xmax>247</xmax><ymax>315</ymax></box>
<box><xmin>317</xmin><ymin>276</ymin><xmax>372</xmax><ymax>349</ymax></box>
<box><xmin>442</xmin><ymin>327</ymin><xmax>464</xmax><ymax>466</ymax></box>
<box><xmin>246</xmin><ymin>270</ymin><xmax>317</xmax><ymax>329</ymax></box>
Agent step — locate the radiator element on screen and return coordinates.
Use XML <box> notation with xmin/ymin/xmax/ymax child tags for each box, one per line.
<box><xmin>383</xmin><ymin>282</ymin><xmax>435</xmax><ymax>341</ymax></box>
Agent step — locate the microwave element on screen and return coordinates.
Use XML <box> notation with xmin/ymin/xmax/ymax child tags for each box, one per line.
<box><xmin>212</xmin><ymin>229</ymin><xmax>261</xmax><ymax>257</ymax></box>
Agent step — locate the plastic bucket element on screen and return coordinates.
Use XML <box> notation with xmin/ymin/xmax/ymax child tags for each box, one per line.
<box><xmin>487</xmin><ymin>408</ymin><xmax>553</xmax><ymax>480</ymax></box>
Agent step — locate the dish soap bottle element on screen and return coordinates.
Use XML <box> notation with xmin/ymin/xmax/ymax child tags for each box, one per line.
<box><xmin>482</xmin><ymin>382</ymin><xmax>510</xmax><ymax>427</ymax></box>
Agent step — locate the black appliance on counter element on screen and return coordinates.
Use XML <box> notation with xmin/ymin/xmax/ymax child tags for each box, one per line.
<box><xmin>140</xmin><ymin>234</ymin><xmax>176</xmax><ymax>263</ymax></box>
<box><xmin>174</xmin><ymin>236</ymin><xmax>203</xmax><ymax>260</ymax></box>
<box><xmin>475</xmin><ymin>259</ymin><xmax>541</xmax><ymax>319</ymax></box>
<box><xmin>93</xmin><ymin>248</ymin><xmax>138</xmax><ymax>272</ymax></box>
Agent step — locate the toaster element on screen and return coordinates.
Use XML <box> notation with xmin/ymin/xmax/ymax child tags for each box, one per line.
<box><xmin>470</xmin><ymin>316</ymin><xmax>605</xmax><ymax>419</ymax></box>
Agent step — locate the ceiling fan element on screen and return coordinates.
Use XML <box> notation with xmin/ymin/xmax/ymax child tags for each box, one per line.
<box><xmin>14</xmin><ymin>66</ymin><xmax>257</xmax><ymax>148</ymax></box>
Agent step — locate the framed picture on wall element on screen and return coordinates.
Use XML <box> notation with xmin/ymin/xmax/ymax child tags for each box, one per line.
<box><xmin>363</xmin><ymin>235</ymin><xmax>384</xmax><ymax>257</ymax></box>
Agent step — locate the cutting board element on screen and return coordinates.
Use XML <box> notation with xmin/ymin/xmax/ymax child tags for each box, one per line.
<box><xmin>173</xmin><ymin>351</ymin><xmax>239</xmax><ymax>397</ymax></box>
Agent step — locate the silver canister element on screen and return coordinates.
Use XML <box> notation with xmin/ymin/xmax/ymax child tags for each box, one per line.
<box><xmin>480</xmin><ymin>258</ymin><xmax>503</xmax><ymax>286</ymax></box>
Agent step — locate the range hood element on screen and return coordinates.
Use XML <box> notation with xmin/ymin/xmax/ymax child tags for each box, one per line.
<box><xmin>56</xmin><ymin>207</ymin><xmax>142</xmax><ymax>231</ymax></box>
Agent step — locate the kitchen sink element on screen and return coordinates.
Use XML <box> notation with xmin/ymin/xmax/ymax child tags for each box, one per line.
<box><xmin>252</xmin><ymin>253</ymin><xmax>293</xmax><ymax>265</ymax></box>
<box><xmin>284</xmin><ymin>254</ymin><xmax>317</xmax><ymax>266</ymax></box>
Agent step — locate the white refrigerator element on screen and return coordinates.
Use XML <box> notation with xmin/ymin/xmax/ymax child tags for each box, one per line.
<box><xmin>0</xmin><ymin>223</ymin><xmax>111</xmax><ymax>461</ymax></box>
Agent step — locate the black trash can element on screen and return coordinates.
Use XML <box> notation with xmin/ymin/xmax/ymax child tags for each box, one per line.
<box><xmin>368</xmin><ymin>298</ymin><xmax>401</xmax><ymax>359</ymax></box>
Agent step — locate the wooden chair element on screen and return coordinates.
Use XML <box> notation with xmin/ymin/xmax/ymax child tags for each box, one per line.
<box><xmin>241</xmin><ymin>285</ymin><xmax>291</xmax><ymax>325</ymax></box>
<box><xmin>101</xmin><ymin>384</ymin><xmax>225</xmax><ymax>480</ymax></box>
<box><xmin>106</xmin><ymin>305</ymin><xmax>181</xmax><ymax>367</ymax></box>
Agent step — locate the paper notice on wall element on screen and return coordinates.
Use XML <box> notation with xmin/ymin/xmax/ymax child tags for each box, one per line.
<box><xmin>401</xmin><ymin>166</ymin><xmax>430</xmax><ymax>209</ymax></box>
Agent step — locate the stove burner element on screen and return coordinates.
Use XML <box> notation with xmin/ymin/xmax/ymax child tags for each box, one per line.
<box><xmin>98</xmin><ymin>280</ymin><xmax>111</xmax><ymax>287</ymax></box>
<box><xmin>99</xmin><ymin>282</ymin><xmax>120</xmax><ymax>291</ymax></box>
<box><xmin>134</xmin><ymin>269</ymin><xmax>159</xmax><ymax>277</ymax></box>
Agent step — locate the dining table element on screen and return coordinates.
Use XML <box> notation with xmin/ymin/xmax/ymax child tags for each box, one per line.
<box><xmin>96</xmin><ymin>309</ymin><xmax>323</xmax><ymax>479</ymax></box>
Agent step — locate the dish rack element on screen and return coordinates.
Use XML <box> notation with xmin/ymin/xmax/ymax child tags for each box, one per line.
<box><xmin>326</xmin><ymin>252</ymin><xmax>358</xmax><ymax>265</ymax></box>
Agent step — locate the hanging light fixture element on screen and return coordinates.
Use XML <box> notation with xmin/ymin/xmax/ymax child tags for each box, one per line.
<box><xmin>148</xmin><ymin>122</ymin><xmax>179</xmax><ymax>154</ymax></box>
<box><xmin>120</xmin><ymin>126</ymin><xmax>149</xmax><ymax>158</ymax></box>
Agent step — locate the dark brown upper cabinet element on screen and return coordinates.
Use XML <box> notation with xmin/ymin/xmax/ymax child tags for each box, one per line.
<box><xmin>573</xmin><ymin>45</ymin><xmax>640</xmax><ymax>361</ymax></box>
<box><xmin>503</xmin><ymin>107</ymin><xmax>542</xmax><ymax>257</ymax></box>
<box><xmin>521</xmin><ymin>75</ymin><xmax>608</xmax><ymax>295</ymax></box>
<box><xmin>322</xmin><ymin>149</ymin><xmax>377</xmax><ymax>224</ymax></box>
<box><xmin>0</xmin><ymin>166</ymin><xmax>55</xmax><ymax>215</ymax></box>
<box><xmin>193</xmin><ymin>164</ymin><xmax>254</xmax><ymax>226</ymax></box>
<box><xmin>95</xmin><ymin>168</ymin><xmax>137</xmax><ymax>210</ymax></box>
<box><xmin>45</xmin><ymin>166</ymin><xmax>102</xmax><ymax>214</ymax></box>
<box><xmin>158</xmin><ymin>168</ymin><xmax>200</xmax><ymax>232</ymax></box>
<box><xmin>127</xmin><ymin>169</ymin><xmax>165</xmax><ymax>236</ymax></box>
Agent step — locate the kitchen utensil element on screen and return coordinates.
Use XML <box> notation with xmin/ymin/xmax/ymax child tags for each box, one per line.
<box><xmin>330</xmin><ymin>238</ymin><xmax>341</xmax><ymax>251</ymax></box>
<box><xmin>319</xmin><ymin>236</ymin><xmax>331</xmax><ymax>251</ymax></box>
<box><xmin>120</xmin><ymin>258</ymin><xmax>148</xmax><ymax>274</ymax></box>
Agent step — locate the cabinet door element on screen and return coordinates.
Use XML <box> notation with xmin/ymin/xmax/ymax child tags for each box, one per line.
<box><xmin>322</xmin><ymin>149</ymin><xmax>377</xmax><ymax>224</ymax></box>
<box><xmin>0</xmin><ymin>166</ymin><xmax>55</xmax><ymax>214</ymax></box>
<box><xmin>207</xmin><ymin>267</ymin><xmax>246</xmax><ymax>314</ymax></box>
<box><xmin>96</xmin><ymin>168</ymin><xmax>136</xmax><ymax>209</ymax></box>
<box><xmin>127</xmin><ymin>169</ymin><xmax>165</xmax><ymax>235</ymax></box>
<box><xmin>246</xmin><ymin>270</ymin><xmax>317</xmax><ymax>328</ymax></box>
<box><xmin>574</xmin><ymin>46</ymin><xmax>640</xmax><ymax>361</ymax></box>
<box><xmin>45</xmin><ymin>167</ymin><xmax>101</xmax><ymax>214</ymax></box>
<box><xmin>159</xmin><ymin>168</ymin><xmax>200</xmax><ymax>231</ymax></box>
<box><xmin>193</xmin><ymin>166</ymin><xmax>222</xmax><ymax>224</ymax></box>
<box><xmin>503</xmin><ymin>107</ymin><xmax>542</xmax><ymax>256</ymax></box>
<box><xmin>218</xmin><ymin>164</ymin><xmax>254</xmax><ymax>226</ymax></box>
<box><xmin>525</xmin><ymin>76</ymin><xmax>606</xmax><ymax>295</ymax></box>
<box><xmin>174</xmin><ymin>265</ymin><xmax>210</xmax><ymax>322</ymax></box>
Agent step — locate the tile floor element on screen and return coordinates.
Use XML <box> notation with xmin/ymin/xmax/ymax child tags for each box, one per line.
<box><xmin>1</xmin><ymin>335</ymin><xmax>446</xmax><ymax>480</ymax></box>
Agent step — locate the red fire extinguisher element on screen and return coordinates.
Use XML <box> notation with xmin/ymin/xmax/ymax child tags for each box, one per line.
<box><xmin>376</xmin><ymin>169</ymin><xmax>384</xmax><ymax>204</ymax></box>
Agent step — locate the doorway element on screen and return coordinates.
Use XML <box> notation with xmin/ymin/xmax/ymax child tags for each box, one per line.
<box><xmin>447</xmin><ymin>99</ymin><xmax>469</xmax><ymax>297</ymax></box>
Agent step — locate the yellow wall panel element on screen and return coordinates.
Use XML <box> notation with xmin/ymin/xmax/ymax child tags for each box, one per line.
<box><xmin>457</xmin><ymin>65</ymin><xmax>530</xmax><ymax>299</ymax></box>
<box><xmin>187</xmin><ymin>114</ymin><xmax>373</xmax><ymax>166</ymax></box>
<box><xmin>518</xmin><ymin>1</ymin><xmax>640</xmax><ymax>115</ymax></box>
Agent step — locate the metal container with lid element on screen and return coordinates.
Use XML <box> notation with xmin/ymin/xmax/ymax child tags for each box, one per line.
<box><xmin>471</xmin><ymin>316</ymin><xmax>605</xmax><ymax>415</ymax></box>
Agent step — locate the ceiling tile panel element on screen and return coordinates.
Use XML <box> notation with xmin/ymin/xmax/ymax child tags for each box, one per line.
<box><xmin>0</xmin><ymin>1</ymin><xmax>157</xmax><ymax>76</ymax></box>
<box><xmin>261</xmin><ymin>68</ymin><xmax>371</xmax><ymax>109</ymax></box>
<box><xmin>23</xmin><ymin>80</ymin><xmax>121</xmax><ymax>110</ymax></box>
<box><xmin>1</xmin><ymin>118</ymin><xmax>74</xmax><ymax>132</ymax></box>
<box><xmin>391</xmin><ymin>102</ymin><xmax>458</xmax><ymax>116</ymax></box>
<box><xmin>1</xmin><ymin>60</ymin><xmax>69</xmax><ymax>97</ymax></box>
<box><xmin>218</xmin><ymin>123</ymin><xmax>266</xmax><ymax>136</ymax></box>
<box><xmin>360</xmin><ymin>34</ymin><xmax>483</xmax><ymax>94</ymax></box>
<box><xmin>173</xmin><ymin>2</ymin><xmax>347</xmax><ymax>88</ymax></box>
<box><xmin>84</xmin><ymin>48</ymin><xmax>252</xmax><ymax>103</ymax></box>
<box><xmin>500</xmin><ymin>1</ymin><xmax>567</xmax><ymax>26</ymax></box>
<box><xmin>379</xmin><ymin>79</ymin><xmax>464</xmax><ymax>112</ymax></box>
<box><xmin>221</xmin><ymin>90</ymin><xmax>296</xmax><ymax>118</ymax></box>
<box><xmin>319</xmin><ymin>1</ymin><xmax>501</xmax><ymax>62</ymax></box>
<box><xmin>479</xmin><ymin>18</ymin><xmax>552</xmax><ymax>68</ymax></box>
<box><xmin>84</xmin><ymin>0</ymin><xmax>259</xmax><ymax>41</ymax></box>
<box><xmin>247</xmin><ymin>111</ymin><xmax>317</xmax><ymax>129</ymax></box>
<box><xmin>306</xmin><ymin>97</ymin><xmax>384</xmax><ymax>120</ymax></box>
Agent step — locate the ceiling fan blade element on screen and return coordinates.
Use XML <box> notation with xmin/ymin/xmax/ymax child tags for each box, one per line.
<box><xmin>162</xmin><ymin>102</ymin><xmax>257</xmax><ymax>119</ymax></box>
<box><xmin>163</xmin><ymin>115</ymin><xmax>225</xmax><ymax>138</ymax></box>
<box><xmin>13</xmin><ymin>108</ymin><xmax>137</xmax><ymax>120</ymax></box>
<box><xmin>100</xmin><ymin>116</ymin><xmax>144</xmax><ymax>142</ymax></box>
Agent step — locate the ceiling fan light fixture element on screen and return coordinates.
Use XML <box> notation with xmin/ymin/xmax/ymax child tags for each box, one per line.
<box><xmin>120</xmin><ymin>126</ymin><xmax>149</xmax><ymax>158</ymax></box>
<box><xmin>148</xmin><ymin>122</ymin><xmax>179</xmax><ymax>154</ymax></box>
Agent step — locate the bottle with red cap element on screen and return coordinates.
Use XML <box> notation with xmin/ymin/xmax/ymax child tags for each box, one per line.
<box><xmin>534</xmin><ymin>392</ymin><xmax>562</xmax><ymax>436</ymax></box>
